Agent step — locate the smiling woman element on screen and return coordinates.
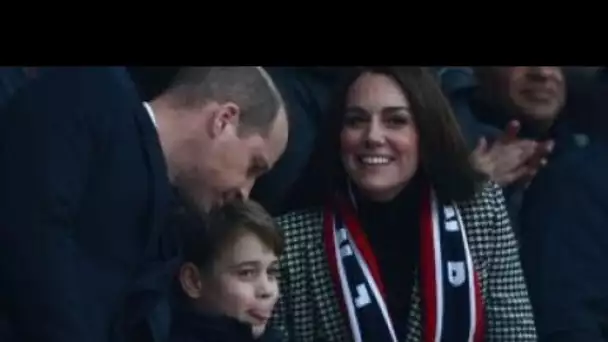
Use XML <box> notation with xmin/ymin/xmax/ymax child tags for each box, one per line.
<box><xmin>340</xmin><ymin>72</ymin><xmax>420</xmax><ymax>203</ymax></box>
<box><xmin>327</xmin><ymin>67</ymin><xmax>479</xmax><ymax>205</ymax></box>
<box><xmin>271</xmin><ymin>67</ymin><xmax>538</xmax><ymax>342</ymax></box>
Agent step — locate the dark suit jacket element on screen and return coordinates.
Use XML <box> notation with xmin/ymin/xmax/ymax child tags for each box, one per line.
<box><xmin>520</xmin><ymin>122</ymin><xmax>608</xmax><ymax>342</ymax></box>
<box><xmin>0</xmin><ymin>67</ymin><xmax>179</xmax><ymax>342</ymax></box>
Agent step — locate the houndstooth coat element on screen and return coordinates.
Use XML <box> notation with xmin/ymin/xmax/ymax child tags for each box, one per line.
<box><xmin>270</xmin><ymin>182</ymin><xmax>537</xmax><ymax>342</ymax></box>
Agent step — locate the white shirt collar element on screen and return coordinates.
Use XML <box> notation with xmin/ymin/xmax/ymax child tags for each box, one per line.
<box><xmin>142</xmin><ymin>102</ymin><xmax>157</xmax><ymax>128</ymax></box>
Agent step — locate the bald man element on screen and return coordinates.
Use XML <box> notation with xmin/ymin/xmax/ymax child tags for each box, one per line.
<box><xmin>0</xmin><ymin>67</ymin><xmax>288</xmax><ymax>342</ymax></box>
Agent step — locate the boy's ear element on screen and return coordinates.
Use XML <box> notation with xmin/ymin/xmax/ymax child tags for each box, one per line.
<box><xmin>179</xmin><ymin>262</ymin><xmax>204</xmax><ymax>299</ymax></box>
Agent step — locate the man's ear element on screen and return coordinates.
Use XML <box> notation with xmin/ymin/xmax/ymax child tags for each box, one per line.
<box><xmin>209</xmin><ymin>102</ymin><xmax>241</xmax><ymax>138</ymax></box>
<box><xmin>179</xmin><ymin>262</ymin><xmax>205</xmax><ymax>299</ymax></box>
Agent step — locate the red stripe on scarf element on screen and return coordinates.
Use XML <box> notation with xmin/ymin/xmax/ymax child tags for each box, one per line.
<box><xmin>473</xmin><ymin>271</ymin><xmax>485</xmax><ymax>342</ymax></box>
<box><xmin>336</xmin><ymin>197</ymin><xmax>386</xmax><ymax>296</ymax></box>
<box><xmin>420</xmin><ymin>187</ymin><xmax>438</xmax><ymax>342</ymax></box>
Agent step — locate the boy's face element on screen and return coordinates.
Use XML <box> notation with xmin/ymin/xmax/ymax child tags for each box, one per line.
<box><xmin>187</xmin><ymin>230</ymin><xmax>280</xmax><ymax>335</ymax></box>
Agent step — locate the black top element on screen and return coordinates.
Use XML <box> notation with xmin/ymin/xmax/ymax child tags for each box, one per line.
<box><xmin>170</xmin><ymin>302</ymin><xmax>283</xmax><ymax>342</ymax></box>
<box><xmin>353</xmin><ymin>172</ymin><xmax>424</xmax><ymax>340</ymax></box>
<box><xmin>170</xmin><ymin>305</ymin><xmax>252</xmax><ymax>342</ymax></box>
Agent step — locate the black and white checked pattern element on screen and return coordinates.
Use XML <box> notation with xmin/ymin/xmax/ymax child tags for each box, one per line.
<box><xmin>270</xmin><ymin>182</ymin><xmax>537</xmax><ymax>342</ymax></box>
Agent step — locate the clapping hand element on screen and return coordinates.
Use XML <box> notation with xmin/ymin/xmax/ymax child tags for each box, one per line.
<box><xmin>471</xmin><ymin>120</ymin><xmax>554</xmax><ymax>187</ymax></box>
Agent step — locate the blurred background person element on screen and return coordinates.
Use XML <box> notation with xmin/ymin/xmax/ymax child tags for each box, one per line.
<box><xmin>439</xmin><ymin>66</ymin><xmax>568</xmax><ymax>237</ymax></box>
<box><xmin>519</xmin><ymin>67</ymin><xmax>608</xmax><ymax>342</ymax></box>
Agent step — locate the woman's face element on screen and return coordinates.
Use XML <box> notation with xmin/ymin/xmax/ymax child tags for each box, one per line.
<box><xmin>340</xmin><ymin>72</ymin><xmax>419</xmax><ymax>202</ymax></box>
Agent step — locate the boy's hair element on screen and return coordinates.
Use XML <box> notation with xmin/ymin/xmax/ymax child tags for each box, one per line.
<box><xmin>175</xmin><ymin>199</ymin><xmax>284</xmax><ymax>272</ymax></box>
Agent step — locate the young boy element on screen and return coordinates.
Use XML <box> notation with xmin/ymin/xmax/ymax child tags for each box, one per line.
<box><xmin>170</xmin><ymin>199</ymin><xmax>284</xmax><ymax>342</ymax></box>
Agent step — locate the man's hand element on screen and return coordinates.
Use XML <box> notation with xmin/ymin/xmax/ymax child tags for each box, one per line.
<box><xmin>471</xmin><ymin>120</ymin><xmax>554</xmax><ymax>187</ymax></box>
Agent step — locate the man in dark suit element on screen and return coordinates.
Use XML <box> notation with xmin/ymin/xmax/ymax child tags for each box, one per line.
<box><xmin>439</xmin><ymin>66</ymin><xmax>560</xmax><ymax>237</ymax></box>
<box><xmin>0</xmin><ymin>67</ymin><xmax>288</xmax><ymax>342</ymax></box>
<box><xmin>520</xmin><ymin>69</ymin><xmax>608</xmax><ymax>342</ymax></box>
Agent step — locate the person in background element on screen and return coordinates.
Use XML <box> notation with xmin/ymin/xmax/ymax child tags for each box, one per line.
<box><xmin>272</xmin><ymin>66</ymin><xmax>536</xmax><ymax>341</ymax></box>
<box><xmin>0</xmin><ymin>67</ymin><xmax>288</xmax><ymax>342</ymax></box>
<box><xmin>434</xmin><ymin>67</ymin><xmax>490</xmax><ymax>148</ymax></box>
<box><xmin>439</xmin><ymin>66</ymin><xmax>562</xmax><ymax>237</ymax></box>
<box><xmin>171</xmin><ymin>199</ymin><xmax>284</xmax><ymax>342</ymax></box>
<box><xmin>519</xmin><ymin>68</ymin><xmax>608</xmax><ymax>342</ymax></box>
<box><xmin>562</xmin><ymin>66</ymin><xmax>607</xmax><ymax>138</ymax></box>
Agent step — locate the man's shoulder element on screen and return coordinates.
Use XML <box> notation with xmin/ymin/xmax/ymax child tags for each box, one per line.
<box><xmin>17</xmin><ymin>67</ymin><xmax>141</xmax><ymax>112</ymax></box>
<box><xmin>0</xmin><ymin>67</ymin><xmax>149</xmax><ymax>149</ymax></box>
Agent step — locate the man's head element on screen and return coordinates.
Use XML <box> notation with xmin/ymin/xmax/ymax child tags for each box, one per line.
<box><xmin>153</xmin><ymin>67</ymin><xmax>288</xmax><ymax>211</ymax></box>
<box><xmin>476</xmin><ymin>67</ymin><xmax>566</xmax><ymax>129</ymax></box>
<box><xmin>176</xmin><ymin>199</ymin><xmax>283</xmax><ymax>337</ymax></box>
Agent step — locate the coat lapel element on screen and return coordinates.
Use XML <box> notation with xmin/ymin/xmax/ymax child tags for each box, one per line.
<box><xmin>404</xmin><ymin>258</ymin><xmax>489</xmax><ymax>342</ymax></box>
<box><xmin>107</xmin><ymin>69</ymin><xmax>178</xmax><ymax>342</ymax></box>
<box><xmin>127</xmin><ymin>101</ymin><xmax>177</xmax><ymax>342</ymax></box>
<box><xmin>405</xmin><ymin>268</ymin><xmax>423</xmax><ymax>342</ymax></box>
<box><xmin>309</xmin><ymin>238</ymin><xmax>350</xmax><ymax>341</ymax></box>
<box><xmin>132</xmin><ymin>102</ymin><xmax>172</xmax><ymax>259</ymax></box>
